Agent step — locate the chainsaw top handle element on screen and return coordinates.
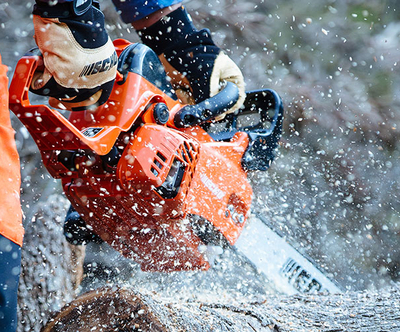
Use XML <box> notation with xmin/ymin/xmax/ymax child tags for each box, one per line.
<box><xmin>173</xmin><ymin>81</ymin><xmax>239</xmax><ymax>128</ymax></box>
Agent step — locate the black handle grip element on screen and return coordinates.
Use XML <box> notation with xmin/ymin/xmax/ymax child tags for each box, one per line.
<box><xmin>174</xmin><ymin>81</ymin><xmax>240</xmax><ymax>128</ymax></box>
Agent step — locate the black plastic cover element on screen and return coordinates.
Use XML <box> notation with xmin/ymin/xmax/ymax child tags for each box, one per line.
<box><xmin>205</xmin><ymin>89</ymin><xmax>284</xmax><ymax>171</ymax></box>
<box><xmin>117</xmin><ymin>43</ymin><xmax>177</xmax><ymax>100</ymax></box>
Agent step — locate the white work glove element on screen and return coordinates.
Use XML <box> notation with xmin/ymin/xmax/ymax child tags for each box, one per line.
<box><xmin>138</xmin><ymin>6</ymin><xmax>245</xmax><ymax>118</ymax></box>
<box><xmin>31</xmin><ymin>0</ymin><xmax>117</xmax><ymax>111</ymax></box>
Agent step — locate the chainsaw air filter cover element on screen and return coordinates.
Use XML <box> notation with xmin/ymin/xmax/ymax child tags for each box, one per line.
<box><xmin>118</xmin><ymin>124</ymin><xmax>200</xmax><ymax>219</ymax></box>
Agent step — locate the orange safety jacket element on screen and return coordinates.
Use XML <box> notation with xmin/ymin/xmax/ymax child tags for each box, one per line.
<box><xmin>0</xmin><ymin>54</ymin><xmax>23</xmax><ymax>247</ymax></box>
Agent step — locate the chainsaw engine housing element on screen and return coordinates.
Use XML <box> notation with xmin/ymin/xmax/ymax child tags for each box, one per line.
<box><xmin>9</xmin><ymin>39</ymin><xmax>283</xmax><ymax>272</ymax></box>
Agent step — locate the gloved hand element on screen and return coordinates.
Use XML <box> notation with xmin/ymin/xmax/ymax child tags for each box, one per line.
<box><xmin>137</xmin><ymin>6</ymin><xmax>245</xmax><ymax>118</ymax></box>
<box><xmin>31</xmin><ymin>0</ymin><xmax>117</xmax><ymax>111</ymax></box>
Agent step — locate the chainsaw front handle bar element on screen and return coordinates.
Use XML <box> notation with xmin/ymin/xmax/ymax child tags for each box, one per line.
<box><xmin>173</xmin><ymin>81</ymin><xmax>240</xmax><ymax>128</ymax></box>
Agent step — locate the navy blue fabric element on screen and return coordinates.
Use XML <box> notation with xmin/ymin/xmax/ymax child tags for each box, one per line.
<box><xmin>0</xmin><ymin>235</ymin><xmax>21</xmax><ymax>332</ymax></box>
<box><xmin>137</xmin><ymin>5</ymin><xmax>196</xmax><ymax>55</ymax></box>
<box><xmin>111</xmin><ymin>0</ymin><xmax>181</xmax><ymax>22</ymax></box>
<box><xmin>33</xmin><ymin>1</ymin><xmax>99</xmax><ymax>18</ymax></box>
<box><xmin>36</xmin><ymin>0</ymin><xmax>180</xmax><ymax>22</ymax></box>
<box><xmin>58</xmin><ymin>6</ymin><xmax>109</xmax><ymax>49</ymax></box>
<box><xmin>33</xmin><ymin>1</ymin><xmax>107</xmax><ymax>49</ymax></box>
<box><xmin>138</xmin><ymin>7</ymin><xmax>221</xmax><ymax>103</ymax></box>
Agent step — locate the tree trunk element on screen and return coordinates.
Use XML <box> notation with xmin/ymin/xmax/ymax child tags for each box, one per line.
<box><xmin>17</xmin><ymin>195</ymin><xmax>85</xmax><ymax>332</ymax></box>
<box><xmin>41</xmin><ymin>286</ymin><xmax>400</xmax><ymax>332</ymax></box>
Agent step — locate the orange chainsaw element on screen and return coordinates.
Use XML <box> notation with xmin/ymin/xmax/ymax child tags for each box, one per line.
<box><xmin>9</xmin><ymin>39</ymin><xmax>341</xmax><ymax>294</ymax></box>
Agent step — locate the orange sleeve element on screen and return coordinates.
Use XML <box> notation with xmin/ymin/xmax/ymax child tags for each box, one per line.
<box><xmin>0</xmin><ymin>54</ymin><xmax>24</xmax><ymax>246</ymax></box>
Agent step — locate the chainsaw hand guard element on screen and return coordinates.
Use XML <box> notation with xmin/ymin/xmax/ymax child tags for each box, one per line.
<box><xmin>173</xmin><ymin>81</ymin><xmax>240</xmax><ymax>128</ymax></box>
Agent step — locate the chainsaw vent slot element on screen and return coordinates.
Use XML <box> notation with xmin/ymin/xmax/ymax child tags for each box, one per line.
<box><xmin>151</xmin><ymin>151</ymin><xmax>167</xmax><ymax>176</ymax></box>
<box><xmin>181</xmin><ymin>150</ymin><xmax>188</xmax><ymax>163</ymax></box>
<box><xmin>184</xmin><ymin>142</ymin><xmax>195</xmax><ymax>162</ymax></box>
<box><xmin>178</xmin><ymin>142</ymin><xmax>196</xmax><ymax>165</ymax></box>
<box><xmin>153</xmin><ymin>159</ymin><xmax>162</xmax><ymax>169</ymax></box>
<box><xmin>156</xmin><ymin>152</ymin><xmax>166</xmax><ymax>162</ymax></box>
<box><xmin>151</xmin><ymin>167</ymin><xmax>159</xmax><ymax>176</ymax></box>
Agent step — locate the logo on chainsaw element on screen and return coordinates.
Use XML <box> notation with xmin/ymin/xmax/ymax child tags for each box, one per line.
<box><xmin>76</xmin><ymin>0</ymin><xmax>89</xmax><ymax>6</ymax></box>
<box><xmin>82</xmin><ymin>127</ymin><xmax>104</xmax><ymax>137</ymax></box>
<box><xmin>200</xmin><ymin>173</ymin><xmax>225</xmax><ymax>200</ymax></box>
<box><xmin>280</xmin><ymin>258</ymin><xmax>326</xmax><ymax>293</ymax></box>
<box><xmin>73</xmin><ymin>0</ymin><xmax>92</xmax><ymax>15</ymax></box>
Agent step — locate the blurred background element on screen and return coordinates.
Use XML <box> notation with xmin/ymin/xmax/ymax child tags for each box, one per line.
<box><xmin>2</xmin><ymin>0</ymin><xmax>400</xmax><ymax>292</ymax></box>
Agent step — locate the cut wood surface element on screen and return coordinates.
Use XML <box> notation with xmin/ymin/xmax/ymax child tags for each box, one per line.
<box><xmin>41</xmin><ymin>286</ymin><xmax>400</xmax><ymax>332</ymax></box>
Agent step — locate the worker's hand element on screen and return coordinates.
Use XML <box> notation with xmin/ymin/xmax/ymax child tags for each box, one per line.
<box><xmin>137</xmin><ymin>6</ymin><xmax>245</xmax><ymax>119</ymax></box>
<box><xmin>31</xmin><ymin>1</ymin><xmax>117</xmax><ymax>111</ymax></box>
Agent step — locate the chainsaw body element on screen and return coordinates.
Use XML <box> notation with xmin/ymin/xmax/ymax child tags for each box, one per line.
<box><xmin>9</xmin><ymin>39</ymin><xmax>283</xmax><ymax>272</ymax></box>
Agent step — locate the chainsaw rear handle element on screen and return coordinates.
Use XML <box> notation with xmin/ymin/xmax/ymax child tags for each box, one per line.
<box><xmin>173</xmin><ymin>81</ymin><xmax>240</xmax><ymax>128</ymax></box>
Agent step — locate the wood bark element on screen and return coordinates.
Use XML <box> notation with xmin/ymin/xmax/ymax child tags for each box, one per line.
<box><xmin>17</xmin><ymin>195</ymin><xmax>85</xmax><ymax>332</ymax></box>
<box><xmin>16</xmin><ymin>193</ymin><xmax>400</xmax><ymax>332</ymax></box>
<box><xmin>41</xmin><ymin>285</ymin><xmax>400</xmax><ymax>332</ymax></box>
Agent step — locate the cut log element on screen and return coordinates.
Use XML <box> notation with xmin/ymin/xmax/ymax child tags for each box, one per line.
<box><xmin>41</xmin><ymin>286</ymin><xmax>400</xmax><ymax>332</ymax></box>
<box><xmin>41</xmin><ymin>286</ymin><xmax>279</xmax><ymax>332</ymax></box>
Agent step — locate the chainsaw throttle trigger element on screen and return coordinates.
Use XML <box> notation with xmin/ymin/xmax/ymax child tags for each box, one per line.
<box><xmin>174</xmin><ymin>81</ymin><xmax>239</xmax><ymax>128</ymax></box>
